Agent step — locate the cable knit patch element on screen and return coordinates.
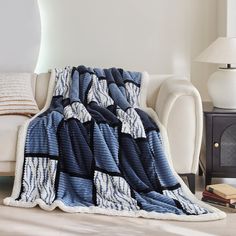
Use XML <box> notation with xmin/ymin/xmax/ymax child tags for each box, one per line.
<box><xmin>116</xmin><ymin>107</ymin><xmax>146</xmax><ymax>139</ymax></box>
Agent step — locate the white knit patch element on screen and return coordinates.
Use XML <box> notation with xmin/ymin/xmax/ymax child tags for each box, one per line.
<box><xmin>117</xmin><ymin>107</ymin><xmax>146</xmax><ymax>138</ymax></box>
<box><xmin>87</xmin><ymin>75</ymin><xmax>114</xmax><ymax>108</ymax></box>
<box><xmin>64</xmin><ymin>102</ymin><xmax>92</xmax><ymax>123</ymax></box>
<box><xmin>20</xmin><ymin>157</ymin><xmax>58</xmax><ymax>205</ymax></box>
<box><xmin>94</xmin><ymin>171</ymin><xmax>139</xmax><ymax>211</ymax></box>
<box><xmin>163</xmin><ymin>188</ymin><xmax>209</xmax><ymax>215</ymax></box>
<box><xmin>125</xmin><ymin>82</ymin><xmax>140</xmax><ymax>108</ymax></box>
<box><xmin>54</xmin><ymin>67</ymin><xmax>72</xmax><ymax>98</ymax></box>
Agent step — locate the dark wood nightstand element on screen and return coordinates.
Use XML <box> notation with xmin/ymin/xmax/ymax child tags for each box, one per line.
<box><xmin>200</xmin><ymin>102</ymin><xmax>236</xmax><ymax>186</ymax></box>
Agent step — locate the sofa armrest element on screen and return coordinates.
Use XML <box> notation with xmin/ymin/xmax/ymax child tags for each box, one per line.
<box><xmin>155</xmin><ymin>79</ymin><xmax>203</xmax><ymax>174</ymax></box>
<box><xmin>35</xmin><ymin>73</ymin><xmax>51</xmax><ymax>110</ymax></box>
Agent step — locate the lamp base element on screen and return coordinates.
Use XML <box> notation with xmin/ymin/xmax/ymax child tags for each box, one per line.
<box><xmin>208</xmin><ymin>69</ymin><xmax>236</xmax><ymax>109</ymax></box>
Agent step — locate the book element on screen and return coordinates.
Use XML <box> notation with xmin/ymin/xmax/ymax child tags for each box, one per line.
<box><xmin>229</xmin><ymin>203</ymin><xmax>236</xmax><ymax>209</ymax></box>
<box><xmin>202</xmin><ymin>190</ymin><xmax>236</xmax><ymax>204</ymax></box>
<box><xmin>206</xmin><ymin>184</ymin><xmax>236</xmax><ymax>199</ymax></box>
<box><xmin>202</xmin><ymin>197</ymin><xmax>236</xmax><ymax>212</ymax></box>
<box><xmin>202</xmin><ymin>197</ymin><xmax>229</xmax><ymax>207</ymax></box>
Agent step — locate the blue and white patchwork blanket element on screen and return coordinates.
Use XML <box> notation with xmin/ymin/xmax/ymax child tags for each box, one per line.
<box><xmin>4</xmin><ymin>66</ymin><xmax>225</xmax><ymax>221</ymax></box>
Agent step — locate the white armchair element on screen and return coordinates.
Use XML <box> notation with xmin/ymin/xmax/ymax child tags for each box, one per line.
<box><xmin>0</xmin><ymin>72</ymin><xmax>202</xmax><ymax>193</ymax></box>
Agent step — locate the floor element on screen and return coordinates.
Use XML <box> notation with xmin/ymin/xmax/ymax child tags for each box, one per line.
<box><xmin>0</xmin><ymin>176</ymin><xmax>236</xmax><ymax>236</ymax></box>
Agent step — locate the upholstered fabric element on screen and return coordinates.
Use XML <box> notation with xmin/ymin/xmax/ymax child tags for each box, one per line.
<box><xmin>139</xmin><ymin>73</ymin><xmax>174</xmax><ymax>109</ymax></box>
<box><xmin>0</xmin><ymin>73</ymin><xmax>39</xmax><ymax>115</ymax></box>
<box><xmin>155</xmin><ymin>79</ymin><xmax>203</xmax><ymax>174</ymax></box>
<box><xmin>0</xmin><ymin>162</ymin><xmax>15</xmax><ymax>175</ymax></box>
<box><xmin>0</xmin><ymin>115</ymin><xmax>29</xmax><ymax>162</ymax></box>
<box><xmin>35</xmin><ymin>73</ymin><xmax>50</xmax><ymax>110</ymax></box>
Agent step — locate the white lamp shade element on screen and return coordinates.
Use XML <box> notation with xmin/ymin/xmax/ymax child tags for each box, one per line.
<box><xmin>196</xmin><ymin>37</ymin><xmax>236</xmax><ymax>64</ymax></box>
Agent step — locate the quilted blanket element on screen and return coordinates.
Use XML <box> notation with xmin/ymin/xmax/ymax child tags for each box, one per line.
<box><xmin>4</xmin><ymin>66</ymin><xmax>225</xmax><ymax>221</ymax></box>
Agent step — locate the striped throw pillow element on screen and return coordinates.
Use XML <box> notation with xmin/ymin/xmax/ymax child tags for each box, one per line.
<box><xmin>0</xmin><ymin>73</ymin><xmax>39</xmax><ymax>115</ymax></box>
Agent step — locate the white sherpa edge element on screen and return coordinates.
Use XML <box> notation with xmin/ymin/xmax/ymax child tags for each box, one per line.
<box><xmin>4</xmin><ymin>70</ymin><xmax>226</xmax><ymax>221</ymax></box>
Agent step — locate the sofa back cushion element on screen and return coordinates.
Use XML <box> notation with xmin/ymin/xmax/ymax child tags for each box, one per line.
<box><xmin>0</xmin><ymin>73</ymin><xmax>39</xmax><ymax>115</ymax></box>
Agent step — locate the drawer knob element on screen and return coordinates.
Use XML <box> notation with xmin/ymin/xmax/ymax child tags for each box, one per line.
<box><xmin>214</xmin><ymin>142</ymin><xmax>219</xmax><ymax>148</ymax></box>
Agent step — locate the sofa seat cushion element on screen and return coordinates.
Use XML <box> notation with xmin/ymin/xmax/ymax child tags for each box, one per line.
<box><xmin>0</xmin><ymin>115</ymin><xmax>29</xmax><ymax>162</ymax></box>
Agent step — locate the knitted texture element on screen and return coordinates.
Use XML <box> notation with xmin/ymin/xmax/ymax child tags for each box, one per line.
<box><xmin>0</xmin><ymin>73</ymin><xmax>39</xmax><ymax>115</ymax></box>
<box><xmin>4</xmin><ymin>66</ymin><xmax>225</xmax><ymax>221</ymax></box>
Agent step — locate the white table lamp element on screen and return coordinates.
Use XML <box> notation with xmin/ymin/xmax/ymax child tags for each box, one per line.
<box><xmin>196</xmin><ymin>37</ymin><xmax>236</xmax><ymax>109</ymax></box>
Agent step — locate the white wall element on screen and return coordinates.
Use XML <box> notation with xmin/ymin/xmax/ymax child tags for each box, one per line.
<box><xmin>226</xmin><ymin>0</ymin><xmax>236</xmax><ymax>37</ymax></box>
<box><xmin>0</xmin><ymin>0</ymin><xmax>41</xmax><ymax>72</ymax></box>
<box><xmin>36</xmin><ymin>0</ymin><xmax>220</xmax><ymax>101</ymax></box>
<box><xmin>36</xmin><ymin>0</ymin><xmax>192</xmax><ymax>76</ymax></box>
<box><xmin>0</xmin><ymin>0</ymin><xmax>219</xmax><ymax>101</ymax></box>
<box><xmin>190</xmin><ymin>0</ymin><xmax>218</xmax><ymax>101</ymax></box>
<box><xmin>217</xmin><ymin>0</ymin><xmax>227</xmax><ymax>37</ymax></box>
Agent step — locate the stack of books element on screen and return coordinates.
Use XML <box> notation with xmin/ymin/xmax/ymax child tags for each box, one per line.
<box><xmin>202</xmin><ymin>183</ymin><xmax>236</xmax><ymax>211</ymax></box>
